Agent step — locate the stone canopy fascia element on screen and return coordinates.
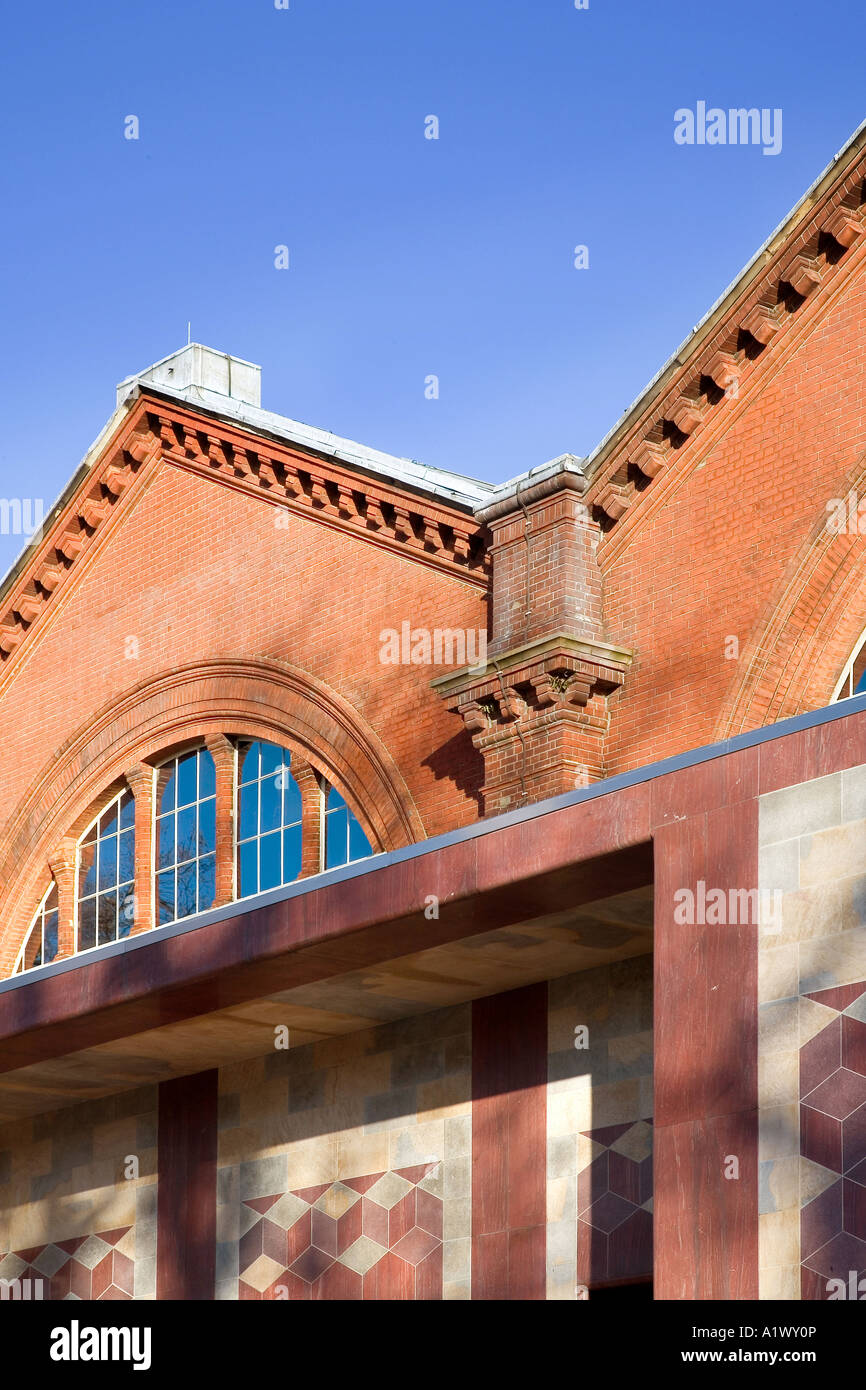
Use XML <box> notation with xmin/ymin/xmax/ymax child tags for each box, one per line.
<box><xmin>0</xmin><ymin>389</ymin><xmax>491</xmax><ymax>679</ymax></box>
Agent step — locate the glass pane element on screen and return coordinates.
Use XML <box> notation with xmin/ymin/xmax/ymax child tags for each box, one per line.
<box><xmin>176</xmin><ymin>805</ymin><xmax>196</xmax><ymax>863</ymax></box>
<box><xmin>44</xmin><ymin>910</ymin><xmax>59</xmax><ymax>964</ymax></box>
<box><xmin>99</xmin><ymin>802</ymin><xmax>118</xmax><ymax>839</ymax></box>
<box><xmin>78</xmin><ymin>898</ymin><xmax>96</xmax><ymax>951</ymax></box>
<box><xmin>283</xmin><ymin>823</ymin><xmax>302</xmax><ymax>882</ymax></box>
<box><xmin>157</xmin><ymin>813</ymin><xmax>176</xmax><ymax>868</ymax></box>
<box><xmin>260</xmin><ymin>831</ymin><xmax>281</xmax><ymax>891</ymax></box>
<box><xmin>157</xmin><ymin>869</ymin><xmax>175</xmax><ymax>926</ymax></box>
<box><xmin>327</xmin><ymin>784</ymin><xmax>346</xmax><ymax>811</ymax></box>
<box><xmin>348</xmin><ymin>813</ymin><xmax>372</xmax><ymax>862</ymax></box>
<box><xmin>239</xmin><ymin>781</ymin><xmax>258</xmax><ymax>841</ymax></box>
<box><xmin>157</xmin><ymin>764</ymin><xmax>175</xmax><ymax>813</ymax></box>
<box><xmin>98</xmin><ymin>835</ymin><xmax>118</xmax><ymax>890</ymax></box>
<box><xmin>23</xmin><ymin>923</ymin><xmax>41</xmax><ymax>971</ymax></box>
<box><xmin>176</xmin><ymin>862</ymin><xmax>197</xmax><ymax>920</ymax></box>
<box><xmin>198</xmin><ymin>854</ymin><xmax>215</xmax><ymax>912</ymax></box>
<box><xmin>198</xmin><ymin>749</ymin><xmax>216</xmax><ymax>800</ymax></box>
<box><xmin>282</xmin><ymin>771</ymin><xmax>302</xmax><ymax>826</ymax></box>
<box><xmin>259</xmin><ymin>775</ymin><xmax>281</xmax><ymax>834</ymax></box>
<box><xmin>326</xmin><ymin>806</ymin><xmax>349</xmax><ymax>869</ymax></box>
<box><xmin>79</xmin><ymin>841</ymin><xmax>97</xmax><ymax>898</ymax></box>
<box><xmin>119</xmin><ymin>789</ymin><xmax>135</xmax><ymax>830</ymax></box>
<box><xmin>239</xmin><ymin>839</ymin><xmax>258</xmax><ymax>897</ymax></box>
<box><xmin>198</xmin><ymin>797</ymin><xmax>216</xmax><ymax>856</ymax></box>
<box><xmin>97</xmin><ymin>892</ymin><xmax>117</xmax><ymax>946</ymax></box>
<box><xmin>118</xmin><ymin>828</ymin><xmax>135</xmax><ymax>886</ymax></box>
<box><xmin>176</xmin><ymin>752</ymin><xmax>197</xmax><ymax>808</ymax></box>
<box><xmin>118</xmin><ymin>885</ymin><xmax>135</xmax><ymax>939</ymax></box>
<box><xmin>260</xmin><ymin>741</ymin><xmax>282</xmax><ymax>777</ymax></box>
<box><xmin>240</xmin><ymin>741</ymin><xmax>260</xmax><ymax>786</ymax></box>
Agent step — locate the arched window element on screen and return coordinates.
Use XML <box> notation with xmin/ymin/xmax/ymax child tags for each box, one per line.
<box><xmin>324</xmin><ymin>783</ymin><xmax>372</xmax><ymax>869</ymax></box>
<box><xmin>833</xmin><ymin>629</ymin><xmax>866</xmax><ymax>700</ymax></box>
<box><xmin>77</xmin><ymin>789</ymin><xmax>136</xmax><ymax>951</ymax></box>
<box><xmin>237</xmin><ymin>740</ymin><xmax>303</xmax><ymax>896</ymax></box>
<box><xmin>156</xmin><ymin>747</ymin><xmax>216</xmax><ymax>925</ymax></box>
<box><xmin>14</xmin><ymin>882</ymin><xmax>59</xmax><ymax>974</ymax></box>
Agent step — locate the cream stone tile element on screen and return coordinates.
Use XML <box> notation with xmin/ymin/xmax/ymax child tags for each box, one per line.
<box><xmin>239</xmin><ymin>1078</ymin><xmax>292</xmax><ymax>1125</ymax></box>
<box><xmin>547</xmin><ymin>1176</ymin><xmax>577</xmax><ymax>1223</ymax></box>
<box><xmin>443</xmin><ymin>1237</ymin><xmax>470</xmax><ymax>1283</ymax></box>
<box><xmin>608</xmin><ymin>1031</ymin><xmax>653</xmax><ymax>1080</ymax></box>
<box><xmin>610</xmin><ymin>1121</ymin><xmax>653</xmax><ymax>1162</ymax></box>
<box><xmin>336</xmin><ymin>1130</ymin><xmax>389</xmax><ymax>1180</ymax></box>
<box><xmin>799</xmin><ymin>1157</ymin><xmax>839</xmax><ymax>1205</ymax></box>
<box><xmin>759</xmin><ymin>999</ymin><xmax>799</xmax><ymax>1053</ymax></box>
<box><xmin>758</xmin><ymin>944</ymin><xmax>799</xmax><ymax>1004</ymax></box>
<box><xmin>548</xmin><ymin>1090</ymin><xmax>586</xmax><ymax>1138</ymax></box>
<box><xmin>576</xmin><ymin>1134</ymin><xmax>604</xmax><ymax>1173</ymax></box>
<box><xmin>283</xmin><ymin>1135</ymin><xmax>337</xmax><ymax>1189</ymax></box>
<box><xmin>759</xmin><ymin>1209</ymin><xmax>799</xmax><ymax>1268</ymax></box>
<box><xmin>217</xmin><ymin>1126</ymin><xmax>260</xmax><ymax>1166</ymax></box>
<box><xmin>758</xmin><ymin>1051</ymin><xmax>799</xmax><ymax>1108</ymax></box>
<box><xmin>759</xmin><ymin>1105</ymin><xmax>798</xmax><ymax>1161</ymax></box>
<box><xmin>219</xmin><ymin>1057</ymin><xmax>267</xmax><ymax>1095</ymax></box>
<box><xmin>800</xmin><ymin>997</ymin><xmax>838</xmax><ymax>1045</ymax></box>
<box><xmin>334</xmin><ymin>1053</ymin><xmax>391</xmax><ymax>1100</ymax></box>
<box><xmin>765</xmin><ymin>1156</ymin><xmax>799</xmax><ymax>1213</ymax></box>
<box><xmin>389</xmin><ymin>1120</ymin><xmax>443</xmax><ymax>1170</ymax></box>
<box><xmin>800</xmin><ymin>819</ymin><xmax>866</xmax><ymax>887</ymax></box>
<box><xmin>443</xmin><ymin>1197</ymin><xmax>470</xmax><ymax>1240</ymax></box>
<box><xmin>443</xmin><ymin>1279</ymin><xmax>471</xmax><ymax>1300</ymax></box>
<box><xmin>416</xmin><ymin>1076</ymin><xmax>471</xmax><ymax>1122</ymax></box>
<box><xmin>760</xmin><ymin>1264</ymin><xmax>800</xmax><ymax>1300</ymax></box>
<box><xmin>800</xmin><ymin>926</ymin><xmax>866</xmax><ymax>994</ymax></box>
<box><xmin>245</xmin><ymin>1253</ymin><xmax>284</xmax><ymax>1292</ymax></box>
<box><xmin>444</xmin><ymin>1115</ymin><xmax>471</xmax><ymax>1157</ymax></box>
<box><xmin>590</xmin><ymin>1080</ymin><xmax>640</xmax><ymax>1128</ymax></box>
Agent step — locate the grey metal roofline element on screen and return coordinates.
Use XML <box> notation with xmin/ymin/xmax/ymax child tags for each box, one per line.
<box><xmin>3</xmin><ymin>688</ymin><xmax>865</xmax><ymax>998</ymax></box>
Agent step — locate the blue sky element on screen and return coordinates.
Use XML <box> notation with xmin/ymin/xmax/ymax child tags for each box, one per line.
<box><xmin>0</xmin><ymin>0</ymin><xmax>862</xmax><ymax>577</ymax></box>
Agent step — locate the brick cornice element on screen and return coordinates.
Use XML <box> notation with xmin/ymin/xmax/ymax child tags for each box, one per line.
<box><xmin>0</xmin><ymin>394</ymin><xmax>491</xmax><ymax>683</ymax></box>
<box><xmin>584</xmin><ymin>148</ymin><xmax>866</xmax><ymax>546</ymax></box>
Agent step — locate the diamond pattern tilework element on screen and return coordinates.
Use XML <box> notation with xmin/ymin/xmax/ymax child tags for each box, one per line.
<box><xmin>801</xmin><ymin>980</ymin><xmax>866</xmax><ymax>1299</ymax></box>
<box><xmin>238</xmin><ymin>1164</ymin><xmax>442</xmax><ymax>1299</ymax></box>
<box><xmin>577</xmin><ymin>1119</ymin><xmax>653</xmax><ymax>1287</ymax></box>
<box><xmin>0</xmin><ymin>1228</ymin><xmax>133</xmax><ymax>1300</ymax></box>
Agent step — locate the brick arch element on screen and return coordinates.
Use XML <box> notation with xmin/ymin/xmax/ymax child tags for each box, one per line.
<box><xmin>0</xmin><ymin>658</ymin><xmax>425</xmax><ymax>969</ymax></box>
<box><xmin>717</xmin><ymin>478</ymin><xmax>866</xmax><ymax>738</ymax></box>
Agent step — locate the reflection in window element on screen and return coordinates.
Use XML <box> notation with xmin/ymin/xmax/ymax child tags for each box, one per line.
<box><xmin>237</xmin><ymin>741</ymin><xmax>303</xmax><ymax>896</ymax></box>
<box><xmin>324</xmin><ymin>783</ymin><xmax>372</xmax><ymax>869</ymax></box>
<box><xmin>14</xmin><ymin>882</ymin><xmax>60</xmax><ymax>974</ymax></box>
<box><xmin>156</xmin><ymin>748</ymin><xmax>217</xmax><ymax>925</ymax></box>
<box><xmin>77</xmin><ymin>790</ymin><xmax>136</xmax><ymax>951</ymax></box>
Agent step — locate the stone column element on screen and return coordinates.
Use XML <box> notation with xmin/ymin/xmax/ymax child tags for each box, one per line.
<box><xmin>48</xmin><ymin>836</ymin><xmax>78</xmax><ymax>960</ymax></box>
<box><xmin>205</xmin><ymin>733</ymin><xmax>236</xmax><ymax>907</ymax></box>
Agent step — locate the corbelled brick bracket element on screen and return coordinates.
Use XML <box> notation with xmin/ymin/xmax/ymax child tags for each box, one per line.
<box><xmin>433</xmin><ymin>457</ymin><xmax>632</xmax><ymax>814</ymax></box>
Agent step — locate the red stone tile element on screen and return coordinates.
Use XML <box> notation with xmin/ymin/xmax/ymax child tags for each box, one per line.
<box><xmin>310</xmin><ymin>1209</ymin><xmax>337</xmax><ymax>1258</ymax></box>
<box><xmin>239</xmin><ymin>1218</ymin><xmax>264</xmax><ymax>1276</ymax></box>
<box><xmin>607</xmin><ymin>1207</ymin><xmax>653</xmax><ymax>1282</ymax></box>
<box><xmin>471</xmin><ymin>1231</ymin><xmax>508</xmax><ymax>1301</ymax></box>
<box><xmin>238</xmin><ymin>1279</ymin><xmax>262</xmax><ymax>1300</ymax></box>
<box><xmin>68</xmin><ymin>1258</ymin><xmax>92</xmax><ymax>1300</ymax></box>
<box><xmin>111</xmin><ymin>1250</ymin><xmax>135</xmax><ymax>1297</ymax></box>
<box><xmin>801</xmin><ymin>1104</ymin><xmax>842</xmax><ymax>1173</ymax></box>
<box><xmin>92</xmin><ymin>1252</ymin><xmax>114</xmax><ymax>1301</ymax></box>
<box><xmin>394</xmin><ymin>1164</ymin><xmax>435</xmax><ymax>1185</ymax></box>
<box><xmin>803</xmin><ymin>1068</ymin><xmax>866</xmax><ymax>1121</ymax></box>
<box><xmin>342</xmin><ymin>1172</ymin><xmax>384</xmax><ymax>1195</ymax></box>
<box><xmin>805</xmin><ymin>984</ymin><xmax>866</xmax><ymax>1014</ymax></box>
<box><xmin>577</xmin><ymin>1219</ymin><xmax>607</xmax><ymax>1287</ymax></box>
<box><xmin>363</xmin><ymin>1250</ymin><xmax>415</xmax><ymax>1301</ymax></box>
<box><xmin>285</xmin><ymin>1210</ymin><xmax>312</xmax><ymax>1266</ymax></box>
<box><xmin>415</xmin><ymin>1246</ymin><xmax>443</xmax><ymax>1301</ymax></box>
<box><xmin>802</xmin><ymin>1230</ymin><xmax>866</xmax><ymax>1281</ymax></box>
<box><xmin>801</xmin><ymin>1180</ymin><xmax>842</xmax><ymax>1260</ymax></box>
<box><xmin>288</xmin><ymin>1245</ymin><xmax>334</xmax><ymax>1283</ymax></box>
<box><xmin>311</xmin><ymin>1262</ymin><xmax>363</xmax><ymax>1300</ymax></box>
<box><xmin>844</xmin><ymin>1178</ymin><xmax>866</xmax><ymax>1242</ymax></box>
<box><xmin>508</xmin><ymin>1226</ymin><xmax>546</xmax><ymax>1300</ymax></box>
<box><xmin>243</xmin><ymin>1195</ymin><xmax>282</xmax><ymax>1215</ymax></box>
<box><xmin>100</xmin><ymin>1285</ymin><xmax>131</xmax><ymax>1301</ymax></box>
<box><xmin>415</xmin><ymin>1188</ymin><xmax>443</xmax><ymax>1240</ymax></box>
<box><xmin>843</xmin><ymin>1101</ymin><xmax>866</xmax><ymax>1174</ymax></box>
<box><xmin>391</xmin><ymin>1227</ymin><xmax>440</xmax><ymax>1267</ymax></box>
<box><xmin>94</xmin><ymin>1227</ymin><xmax>130</xmax><ymax>1247</ymax></box>
<box><xmin>336</xmin><ymin>1200</ymin><xmax>362</xmax><ymax>1256</ymax></box>
<box><xmin>388</xmin><ymin>1191</ymin><xmax>416</xmax><ymax>1249</ymax></box>
<box><xmin>608</xmin><ymin>1151</ymin><xmax>641</xmax><ymax>1205</ymax></box>
<box><xmin>843</xmin><ymin>1016</ymin><xmax>866</xmax><ymax>1079</ymax></box>
<box><xmin>266</xmin><ymin>1270</ymin><xmax>309</xmax><ymax>1300</ymax></box>
<box><xmin>361</xmin><ymin>1198</ymin><xmax>388</xmax><ymax>1248</ymax></box>
<box><xmin>801</xmin><ymin>1019</ymin><xmax>841</xmax><ymax>1098</ymax></box>
<box><xmin>292</xmin><ymin>1183</ymin><xmax>331</xmax><ymax>1204</ymax></box>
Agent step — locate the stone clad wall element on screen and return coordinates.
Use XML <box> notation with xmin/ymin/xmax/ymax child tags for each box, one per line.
<box><xmin>0</xmin><ymin>1086</ymin><xmax>158</xmax><ymax>1300</ymax></box>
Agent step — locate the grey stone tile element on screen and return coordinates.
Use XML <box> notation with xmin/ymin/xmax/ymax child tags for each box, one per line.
<box><xmin>842</xmin><ymin>764</ymin><xmax>866</xmax><ymax>823</ymax></box>
<box><xmin>218</xmin><ymin>1094</ymin><xmax>241</xmax><ymax>1131</ymax></box>
<box><xmin>217</xmin><ymin>1164</ymin><xmax>239</xmax><ymax>1209</ymax></box>
<box><xmin>214</xmin><ymin>1278</ymin><xmax>237</xmax><ymax>1302</ymax></box>
<box><xmin>392</xmin><ymin>1044</ymin><xmax>445</xmax><ymax>1089</ymax></box>
<box><xmin>759</xmin><ymin>838</ymin><xmax>800</xmax><ymax>894</ymax></box>
<box><xmin>287</xmin><ymin>1070</ymin><xmax>326</xmax><ymax>1113</ymax></box>
<box><xmin>759</xmin><ymin>774</ymin><xmax>841</xmax><ymax>845</ymax></box>
<box><xmin>445</xmin><ymin>1115</ymin><xmax>471</xmax><ymax>1157</ymax></box>
<box><xmin>216</xmin><ymin>1241</ymin><xmax>239</xmax><ymax>1283</ymax></box>
<box><xmin>363</xmin><ymin>1086</ymin><xmax>417</xmax><ymax>1128</ymax></box>
<box><xmin>136</xmin><ymin>1114</ymin><xmax>158</xmax><ymax>1150</ymax></box>
<box><xmin>239</xmin><ymin>1154</ymin><xmax>287</xmax><ymax>1201</ymax></box>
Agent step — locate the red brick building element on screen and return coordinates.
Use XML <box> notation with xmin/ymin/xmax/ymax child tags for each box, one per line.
<box><xmin>3</xmin><ymin>123</ymin><xmax>866</xmax><ymax>1302</ymax></box>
